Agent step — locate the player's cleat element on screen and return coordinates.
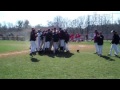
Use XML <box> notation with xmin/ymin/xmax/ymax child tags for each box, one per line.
<box><xmin>29</xmin><ymin>53</ymin><xmax>33</xmax><ymax>57</ymax></box>
<box><xmin>66</xmin><ymin>50</ymin><xmax>70</xmax><ymax>53</ymax></box>
<box><xmin>114</xmin><ymin>54</ymin><xmax>118</xmax><ymax>57</ymax></box>
<box><xmin>33</xmin><ymin>52</ymin><xmax>36</xmax><ymax>55</ymax></box>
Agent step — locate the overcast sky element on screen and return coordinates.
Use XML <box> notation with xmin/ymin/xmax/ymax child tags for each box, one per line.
<box><xmin>0</xmin><ymin>11</ymin><xmax>120</xmax><ymax>26</ymax></box>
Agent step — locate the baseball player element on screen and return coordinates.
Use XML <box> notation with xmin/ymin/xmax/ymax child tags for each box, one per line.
<box><xmin>93</xmin><ymin>30</ymin><xmax>99</xmax><ymax>54</ymax></box>
<box><xmin>39</xmin><ymin>31</ymin><xmax>44</xmax><ymax>51</ymax></box>
<box><xmin>59</xmin><ymin>29</ymin><xmax>65</xmax><ymax>52</ymax></box>
<box><xmin>64</xmin><ymin>30</ymin><xmax>70</xmax><ymax>52</ymax></box>
<box><xmin>118</xmin><ymin>34</ymin><xmax>120</xmax><ymax>53</ymax></box>
<box><xmin>45</xmin><ymin>29</ymin><xmax>52</xmax><ymax>52</ymax></box>
<box><xmin>97</xmin><ymin>32</ymin><xmax>104</xmax><ymax>56</ymax></box>
<box><xmin>108</xmin><ymin>30</ymin><xmax>119</xmax><ymax>56</ymax></box>
<box><xmin>77</xmin><ymin>33</ymin><xmax>81</xmax><ymax>42</ymax></box>
<box><xmin>36</xmin><ymin>29</ymin><xmax>42</xmax><ymax>52</ymax></box>
<box><xmin>75</xmin><ymin>33</ymin><xmax>78</xmax><ymax>42</ymax></box>
<box><xmin>52</xmin><ymin>29</ymin><xmax>59</xmax><ymax>54</ymax></box>
<box><xmin>29</xmin><ymin>28</ymin><xmax>37</xmax><ymax>56</ymax></box>
<box><xmin>114</xmin><ymin>32</ymin><xmax>120</xmax><ymax>55</ymax></box>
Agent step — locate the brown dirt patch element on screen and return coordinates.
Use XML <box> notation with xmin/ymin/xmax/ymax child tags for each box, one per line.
<box><xmin>69</xmin><ymin>44</ymin><xmax>94</xmax><ymax>52</ymax></box>
<box><xmin>0</xmin><ymin>50</ymin><xmax>29</xmax><ymax>58</ymax></box>
<box><xmin>0</xmin><ymin>44</ymin><xmax>94</xmax><ymax>58</ymax></box>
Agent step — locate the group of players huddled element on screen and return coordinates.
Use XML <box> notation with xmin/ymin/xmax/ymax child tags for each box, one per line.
<box><xmin>30</xmin><ymin>27</ymin><xmax>70</xmax><ymax>56</ymax></box>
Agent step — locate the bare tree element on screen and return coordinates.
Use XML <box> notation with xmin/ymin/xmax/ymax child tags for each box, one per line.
<box><xmin>47</xmin><ymin>16</ymin><xmax>68</xmax><ymax>29</ymax></box>
<box><xmin>23</xmin><ymin>20</ymin><xmax>30</xmax><ymax>29</ymax></box>
<box><xmin>76</xmin><ymin>16</ymin><xmax>85</xmax><ymax>34</ymax></box>
<box><xmin>47</xmin><ymin>21</ymin><xmax>54</xmax><ymax>27</ymax></box>
<box><xmin>53</xmin><ymin>16</ymin><xmax>65</xmax><ymax>29</ymax></box>
<box><xmin>84</xmin><ymin>15</ymin><xmax>91</xmax><ymax>35</ymax></box>
<box><xmin>16</xmin><ymin>20</ymin><xmax>24</xmax><ymax>30</ymax></box>
<box><xmin>35</xmin><ymin>24</ymin><xmax>42</xmax><ymax>29</ymax></box>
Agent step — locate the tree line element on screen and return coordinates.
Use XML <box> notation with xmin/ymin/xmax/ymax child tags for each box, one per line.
<box><xmin>0</xmin><ymin>13</ymin><xmax>120</xmax><ymax>39</ymax></box>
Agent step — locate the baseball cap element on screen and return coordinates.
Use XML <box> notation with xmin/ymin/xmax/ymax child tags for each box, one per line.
<box><xmin>32</xmin><ymin>28</ymin><xmax>35</xmax><ymax>30</ymax></box>
<box><xmin>111</xmin><ymin>30</ymin><xmax>115</xmax><ymax>33</ymax></box>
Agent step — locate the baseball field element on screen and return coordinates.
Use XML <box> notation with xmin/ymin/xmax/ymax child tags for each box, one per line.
<box><xmin>0</xmin><ymin>40</ymin><xmax>120</xmax><ymax>79</ymax></box>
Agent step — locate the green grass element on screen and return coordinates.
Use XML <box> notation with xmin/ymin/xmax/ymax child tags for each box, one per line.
<box><xmin>0</xmin><ymin>40</ymin><xmax>29</xmax><ymax>53</ymax></box>
<box><xmin>0</xmin><ymin>40</ymin><xmax>120</xmax><ymax>79</ymax></box>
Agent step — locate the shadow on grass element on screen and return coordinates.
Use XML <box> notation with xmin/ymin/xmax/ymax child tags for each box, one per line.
<box><xmin>101</xmin><ymin>55</ymin><xmax>115</xmax><ymax>61</ymax></box>
<box><xmin>115</xmin><ymin>55</ymin><xmax>120</xmax><ymax>58</ymax></box>
<box><xmin>31</xmin><ymin>57</ymin><xmax>40</xmax><ymax>62</ymax></box>
<box><xmin>55</xmin><ymin>52</ymin><xmax>74</xmax><ymax>58</ymax></box>
<box><xmin>38</xmin><ymin>51</ymin><xmax>74</xmax><ymax>58</ymax></box>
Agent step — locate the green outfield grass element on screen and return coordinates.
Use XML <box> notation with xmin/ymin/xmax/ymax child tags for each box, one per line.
<box><xmin>0</xmin><ymin>40</ymin><xmax>120</xmax><ymax>79</ymax></box>
<box><xmin>0</xmin><ymin>40</ymin><xmax>29</xmax><ymax>53</ymax></box>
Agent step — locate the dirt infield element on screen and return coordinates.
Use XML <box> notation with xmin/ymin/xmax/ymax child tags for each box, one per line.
<box><xmin>69</xmin><ymin>44</ymin><xmax>94</xmax><ymax>52</ymax></box>
<box><xmin>0</xmin><ymin>50</ymin><xmax>29</xmax><ymax>58</ymax></box>
<box><xmin>0</xmin><ymin>44</ymin><xmax>94</xmax><ymax>58</ymax></box>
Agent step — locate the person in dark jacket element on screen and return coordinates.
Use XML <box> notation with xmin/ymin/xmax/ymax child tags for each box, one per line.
<box><xmin>109</xmin><ymin>30</ymin><xmax>119</xmax><ymax>56</ymax></box>
<box><xmin>48</xmin><ymin>29</ymin><xmax>53</xmax><ymax>51</ymax></box>
<box><xmin>93</xmin><ymin>30</ymin><xmax>99</xmax><ymax>54</ymax></box>
<box><xmin>59</xmin><ymin>29</ymin><xmax>66</xmax><ymax>52</ymax></box>
<box><xmin>64</xmin><ymin>30</ymin><xmax>70</xmax><ymax>52</ymax></box>
<box><xmin>30</xmin><ymin>28</ymin><xmax>37</xmax><ymax>56</ymax></box>
<box><xmin>52</xmin><ymin>29</ymin><xmax>59</xmax><ymax>54</ymax></box>
<box><xmin>97</xmin><ymin>32</ymin><xmax>104</xmax><ymax>56</ymax></box>
<box><xmin>115</xmin><ymin>32</ymin><xmax>120</xmax><ymax>55</ymax></box>
<box><xmin>45</xmin><ymin>29</ymin><xmax>52</xmax><ymax>52</ymax></box>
